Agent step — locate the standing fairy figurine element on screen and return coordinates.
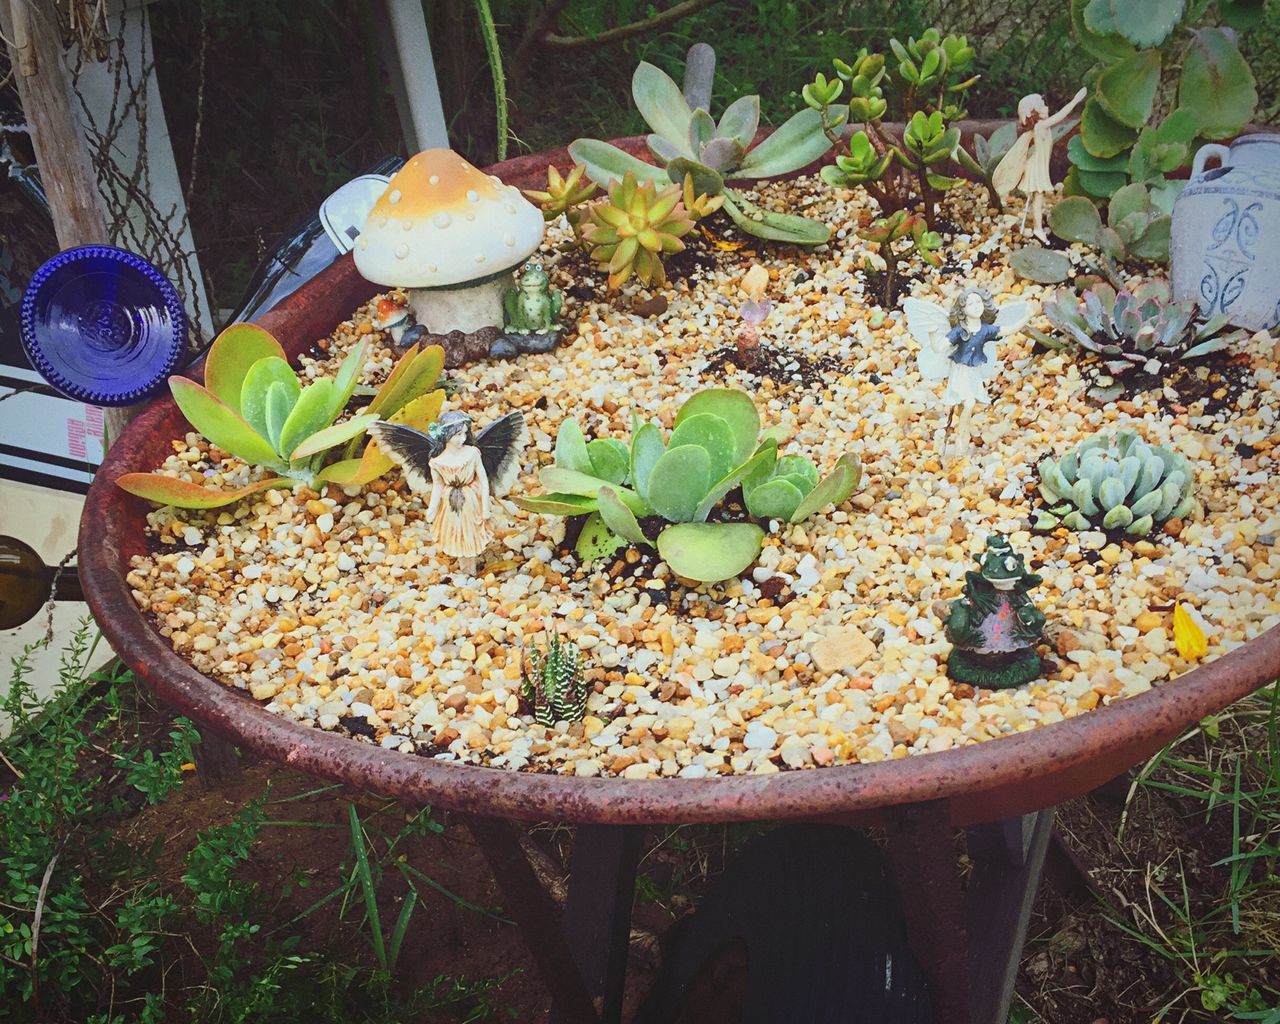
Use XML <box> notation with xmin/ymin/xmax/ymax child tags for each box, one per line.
<box><xmin>904</xmin><ymin>289</ymin><xmax>1032</xmax><ymax>460</ymax></box>
<box><xmin>369</xmin><ymin>410</ymin><xmax>529</xmax><ymax>574</ymax></box>
<box><xmin>992</xmin><ymin>88</ymin><xmax>1087</xmax><ymax>243</ymax></box>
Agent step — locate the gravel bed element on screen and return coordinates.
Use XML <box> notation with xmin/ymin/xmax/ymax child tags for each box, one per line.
<box><xmin>124</xmin><ymin>179</ymin><xmax>1280</xmax><ymax>778</ymax></box>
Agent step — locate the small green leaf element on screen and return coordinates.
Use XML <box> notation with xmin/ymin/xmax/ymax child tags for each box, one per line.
<box><xmin>717</xmin><ymin>95</ymin><xmax>760</xmax><ymax>150</ymax></box>
<box><xmin>568</xmin><ymin>139</ymin><xmax>668</xmax><ymax>189</ymax></box>
<box><xmin>669</xmin><ymin>412</ymin><xmax>737</xmax><ymax>483</ymax></box>
<box><xmin>665</xmin><ymin>158</ymin><xmax>725</xmax><ymax>197</ymax></box>
<box><xmin>202</xmin><ymin>323</ymin><xmax>287</xmax><ymax>414</ymax></box>
<box><xmin>241</xmin><ymin>357</ymin><xmax>300</xmax><ymax>441</ymax></box>
<box><xmin>693</xmin><ymin>446</ymin><xmax>775</xmax><ymax>522</ymax></box>
<box><xmin>374</xmin><ymin>345</ymin><xmax>445</xmax><ymax>418</ymax></box>
<box><xmin>575</xmin><ymin>511</ymin><xmax>627</xmax><ymax>563</ymax></box>
<box><xmin>277</xmin><ymin>379</ymin><xmax>337</xmax><ymax>461</ymax></box>
<box><xmin>170</xmin><ymin>377</ymin><xmax>280</xmax><ymax>467</ymax></box>
<box><xmin>331</xmin><ymin>340</ymin><xmax>369</xmax><ymax>417</ymax></box>
<box><xmin>1106</xmin><ymin>0</ymin><xmax>1184</xmax><ymax>47</ymax></box>
<box><xmin>1178</xmin><ymin>27</ymin><xmax>1258</xmax><ymax>139</ymax></box>
<box><xmin>675</xmin><ymin>388</ymin><xmax>760</xmax><ymax>466</ymax></box>
<box><xmin>722</xmin><ymin>192</ymin><xmax>831</xmax><ymax>245</ymax></box>
<box><xmin>647</xmin><ymin>445</ymin><xmax>711</xmax><ymax>523</ymax></box>
<box><xmin>632</xmin><ymin>61</ymin><xmax>694</xmax><ymax>154</ymax></box>
<box><xmin>116</xmin><ymin>473</ymin><xmax>289</xmax><ymax>509</ymax></box>
<box><xmin>597</xmin><ymin>485</ymin><xmax>652</xmax><ymax>547</ymax></box>
<box><xmin>263</xmin><ymin>381</ymin><xmax>294</xmax><ymax>452</ymax></box>
<box><xmin>630</xmin><ymin>422</ymin><xmax>665</xmax><ymax>502</ymax></box>
<box><xmin>1095</xmin><ymin>50</ymin><xmax>1162</xmax><ymax>129</ymax></box>
<box><xmin>657</xmin><ymin>522</ymin><xmax>765</xmax><ymax>583</ymax></box>
<box><xmin>735</xmin><ymin>108</ymin><xmax>833</xmax><ymax>179</ymax></box>
<box><xmin>790</xmin><ymin>453</ymin><xmax>861</xmax><ymax>522</ymax></box>
<box><xmin>587</xmin><ymin>437</ymin><xmax>630</xmax><ymax>485</ymax></box>
<box><xmin>1070</xmin><ymin>0</ymin><xmax>1135</xmax><ymax>61</ymax></box>
<box><xmin>1080</xmin><ymin>98</ymin><xmax>1139</xmax><ymax>159</ymax></box>
<box><xmin>289</xmin><ymin>413</ymin><xmax>379</xmax><ymax>461</ymax></box>
<box><xmin>748</xmin><ymin>477</ymin><xmax>805</xmax><ymax>521</ymax></box>
<box><xmin>554</xmin><ymin>419</ymin><xmax>593</xmax><ymax>473</ymax></box>
<box><xmin>512</xmin><ymin>493</ymin><xmax>601</xmax><ymax>516</ymax></box>
<box><xmin>775</xmin><ymin>454</ymin><xmax>818</xmax><ymax>492</ymax></box>
<box><xmin>1049</xmin><ymin>196</ymin><xmax>1104</xmax><ymax>244</ymax></box>
<box><xmin>539</xmin><ymin>467</ymin><xmax>649</xmax><ymax>514</ymax></box>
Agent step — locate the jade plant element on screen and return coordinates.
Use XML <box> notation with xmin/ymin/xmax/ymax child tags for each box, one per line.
<box><xmin>1063</xmin><ymin>0</ymin><xmax>1258</xmax><ymax>212</ymax></box>
<box><xmin>1034</xmin><ymin>429</ymin><xmax>1195</xmax><ymax>536</ymax></box>
<box><xmin>117</xmin><ymin>324</ymin><xmax>445</xmax><ymax>508</ymax></box>
<box><xmin>1027</xmin><ymin>279</ymin><xmax>1244</xmax><ymax>400</ymax></box>
<box><xmin>580</xmin><ymin>172</ymin><xmax>696</xmax><ymax>291</ymax></box>
<box><xmin>569</xmin><ymin>44</ymin><xmax>833</xmax><ymax>245</ymax></box>
<box><xmin>514</xmin><ymin>388</ymin><xmax>860</xmax><ymax>583</ymax></box>
<box><xmin>857</xmin><ymin>209</ymin><xmax>944</xmax><ymax>308</ymax></box>
<box><xmin>804</xmin><ymin>28</ymin><xmax>996</xmax><ymax>226</ymax></box>
<box><xmin>1049</xmin><ymin>182</ymin><xmax>1172</xmax><ymax>269</ymax></box>
<box><xmin>521</xmin><ymin>631</ymin><xmax>588</xmax><ymax>727</ymax></box>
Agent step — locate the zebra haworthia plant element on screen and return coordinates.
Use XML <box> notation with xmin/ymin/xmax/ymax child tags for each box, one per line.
<box><xmin>568</xmin><ymin>44</ymin><xmax>833</xmax><ymax>245</ymax></box>
<box><xmin>521</xmin><ymin>632</ymin><xmax>589</xmax><ymax>726</ymax></box>
<box><xmin>1033</xmin><ymin>429</ymin><xmax>1195</xmax><ymax>536</ymax></box>
<box><xmin>117</xmin><ymin>323</ymin><xmax>445</xmax><ymax>508</ymax></box>
<box><xmin>514</xmin><ymin>388</ymin><xmax>860</xmax><ymax>583</ymax></box>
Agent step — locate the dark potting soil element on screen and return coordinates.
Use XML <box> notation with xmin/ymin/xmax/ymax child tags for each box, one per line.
<box><xmin>702</xmin><ymin>341</ymin><xmax>849</xmax><ymax>391</ymax></box>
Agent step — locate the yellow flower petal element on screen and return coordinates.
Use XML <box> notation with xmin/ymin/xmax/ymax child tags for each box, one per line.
<box><xmin>1173</xmin><ymin>603</ymin><xmax>1208</xmax><ymax>661</ymax></box>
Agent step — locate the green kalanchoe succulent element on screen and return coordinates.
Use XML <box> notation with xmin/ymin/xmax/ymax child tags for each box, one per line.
<box><xmin>569</xmin><ymin>44</ymin><xmax>833</xmax><ymax>245</ymax></box>
<box><xmin>514</xmin><ymin>388</ymin><xmax>860</xmax><ymax>583</ymax></box>
<box><xmin>117</xmin><ymin>324</ymin><xmax>445</xmax><ymax>507</ymax></box>
<box><xmin>1033</xmin><ymin>429</ymin><xmax>1195</xmax><ymax>536</ymax></box>
<box><xmin>1064</xmin><ymin>0</ymin><xmax>1258</xmax><ymax>210</ymax></box>
<box><xmin>521</xmin><ymin>632</ymin><xmax>588</xmax><ymax>727</ymax></box>
<box><xmin>1049</xmin><ymin>182</ymin><xmax>1172</xmax><ymax>267</ymax></box>
<box><xmin>1027</xmin><ymin>279</ymin><xmax>1244</xmax><ymax>400</ymax></box>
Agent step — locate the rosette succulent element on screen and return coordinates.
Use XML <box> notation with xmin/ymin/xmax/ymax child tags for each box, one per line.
<box><xmin>1033</xmin><ymin>430</ymin><xmax>1195</xmax><ymax>536</ymax></box>
<box><xmin>522</xmin><ymin>162</ymin><xmax>599</xmax><ymax>242</ymax></box>
<box><xmin>522</xmin><ymin>632</ymin><xmax>588</xmax><ymax>726</ymax></box>
<box><xmin>515</xmin><ymin>388</ymin><xmax>860</xmax><ymax>583</ymax></box>
<box><xmin>1030</xmin><ymin>279</ymin><xmax>1244</xmax><ymax>400</ymax></box>
<box><xmin>580</xmin><ymin>173</ymin><xmax>696</xmax><ymax>291</ymax></box>
<box><xmin>569</xmin><ymin>44</ymin><xmax>832</xmax><ymax>245</ymax></box>
<box><xmin>117</xmin><ymin>324</ymin><xmax>445</xmax><ymax>508</ymax></box>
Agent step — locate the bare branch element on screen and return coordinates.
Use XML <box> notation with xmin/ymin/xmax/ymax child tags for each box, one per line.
<box><xmin>539</xmin><ymin>0</ymin><xmax>720</xmax><ymax>51</ymax></box>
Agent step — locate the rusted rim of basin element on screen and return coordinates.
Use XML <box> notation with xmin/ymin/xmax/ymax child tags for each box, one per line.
<box><xmin>78</xmin><ymin>136</ymin><xmax>1280</xmax><ymax>826</ymax></box>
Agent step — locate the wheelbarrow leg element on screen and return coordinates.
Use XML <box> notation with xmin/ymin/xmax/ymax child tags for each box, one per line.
<box><xmin>964</xmin><ymin>808</ymin><xmax>1054</xmax><ymax>1024</ymax></box>
<box><xmin>884</xmin><ymin>803</ymin><xmax>1055</xmax><ymax>1024</ymax></box>
<box><xmin>551</xmin><ymin>825</ymin><xmax>645</xmax><ymax>1024</ymax></box>
<box><xmin>460</xmin><ymin>814</ymin><xmax>601</xmax><ymax>1024</ymax></box>
<box><xmin>885</xmin><ymin>801</ymin><xmax>971</xmax><ymax>1024</ymax></box>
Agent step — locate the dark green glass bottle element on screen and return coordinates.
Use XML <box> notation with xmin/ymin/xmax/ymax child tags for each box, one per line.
<box><xmin>0</xmin><ymin>536</ymin><xmax>82</xmax><ymax>629</ymax></box>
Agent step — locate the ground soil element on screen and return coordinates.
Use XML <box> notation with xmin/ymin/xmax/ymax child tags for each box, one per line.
<box><xmin>80</xmin><ymin>675</ymin><xmax>1274</xmax><ymax>1024</ymax></box>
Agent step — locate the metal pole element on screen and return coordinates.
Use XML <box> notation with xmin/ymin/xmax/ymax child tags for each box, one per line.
<box><xmin>374</xmin><ymin>0</ymin><xmax>451</xmax><ymax>152</ymax></box>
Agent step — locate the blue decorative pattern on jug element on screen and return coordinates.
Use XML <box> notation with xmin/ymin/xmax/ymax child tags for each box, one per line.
<box><xmin>1172</xmin><ymin>134</ymin><xmax>1280</xmax><ymax>332</ymax></box>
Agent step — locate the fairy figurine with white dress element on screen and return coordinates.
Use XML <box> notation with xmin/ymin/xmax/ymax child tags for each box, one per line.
<box><xmin>904</xmin><ymin>289</ymin><xmax>1032</xmax><ymax>460</ymax></box>
<box><xmin>992</xmin><ymin>88</ymin><xmax>1087</xmax><ymax>243</ymax></box>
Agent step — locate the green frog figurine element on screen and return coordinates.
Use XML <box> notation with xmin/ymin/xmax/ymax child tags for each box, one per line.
<box><xmin>502</xmin><ymin>263</ymin><xmax>562</xmax><ymax>336</ymax></box>
<box><xmin>944</xmin><ymin>535</ymin><xmax>1047</xmax><ymax>689</ymax></box>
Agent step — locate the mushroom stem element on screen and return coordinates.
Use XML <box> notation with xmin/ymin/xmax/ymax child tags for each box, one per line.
<box><xmin>408</xmin><ymin>275</ymin><xmax>512</xmax><ymax>334</ymax></box>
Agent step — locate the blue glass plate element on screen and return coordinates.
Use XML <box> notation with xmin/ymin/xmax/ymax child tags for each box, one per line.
<box><xmin>20</xmin><ymin>245</ymin><xmax>188</xmax><ymax>407</ymax></box>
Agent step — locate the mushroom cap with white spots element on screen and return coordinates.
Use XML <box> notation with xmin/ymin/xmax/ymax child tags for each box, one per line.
<box><xmin>354</xmin><ymin>149</ymin><xmax>545</xmax><ymax>288</ymax></box>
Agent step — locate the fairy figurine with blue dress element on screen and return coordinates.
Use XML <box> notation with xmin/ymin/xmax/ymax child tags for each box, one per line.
<box><xmin>904</xmin><ymin>288</ymin><xmax>1032</xmax><ymax>460</ymax></box>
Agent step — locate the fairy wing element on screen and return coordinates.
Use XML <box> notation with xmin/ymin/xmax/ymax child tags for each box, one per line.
<box><xmin>991</xmin><ymin>130</ymin><xmax>1034</xmax><ymax>199</ymax></box>
<box><xmin>366</xmin><ymin>421</ymin><xmax>443</xmax><ymax>493</ymax></box>
<box><xmin>994</xmin><ymin>300</ymin><xmax>1033</xmax><ymax>337</ymax></box>
<box><xmin>903</xmin><ymin>297</ymin><xmax>953</xmax><ymax>383</ymax></box>
<box><xmin>474</xmin><ymin>411</ymin><xmax>530</xmax><ymax>496</ymax></box>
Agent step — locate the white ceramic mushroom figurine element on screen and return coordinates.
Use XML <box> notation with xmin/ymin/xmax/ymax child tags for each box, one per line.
<box><xmin>354</xmin><ymin>149</ymin><xmax>546</xmax><ymax>334</ymax></box>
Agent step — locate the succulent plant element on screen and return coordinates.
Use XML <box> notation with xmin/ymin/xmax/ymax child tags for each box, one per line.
<box><xmin>117</xmin><ymin>324</ymin><xmax>445</xmax><ymax>507</ymax></box>
<box><xmin>1034</xmin><ymin>430</ymin><xmax>1195</xmax><ymax>536</ymax></box>
<box><xmin>514</xmin><ymin>388</ymin><xmax>860</xmax><ymax>583</ymax></box>
<box><xmin>580</xmin><ymin>173</ymin><xmax>695</xmax><ymax>291</ymax></box>
<box><xmin>1028</xmin><ymin>279</ymin><xmax>1244</xmax><ymax>400</ymax></box>
<box><xmin>857</xmin><ymin>209</ymin><xmax>944</xmax><ymax>308</ymax></box>
<box><xmin>1049</xmin><ymin>182</ymin><xmax>1172</xmax><ymax>265</ymax></box>
<box><xmin>569</xmin><ymin>44</ymin><xmax>833</xmax><ymax>245</ymax></box>
<box><xmin>522</xmin><ymin>162</ymin><xmax>599</xmax><ymax>242</ymax></box>
<box><xmin>805</xmin><ymin>28</ymin><xmax>994</xmax><ymax>224</ymax></box>
<box><xmin>521</xmin><ymin>631</ymin><xmax>588</xmax><ymax>727</ymax></box>
<box><xmin>1067</xmin><ymin>1</ymin><xmax>1258</xmax><ymax>206</ymax></box>
<box><xmin>682</xmin><ymin>172</ymin><xmax>725</xmax><ymax>221</ymax></box>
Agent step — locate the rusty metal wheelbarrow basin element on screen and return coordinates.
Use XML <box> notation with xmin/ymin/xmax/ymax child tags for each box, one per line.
<box><xmin>77</xmin><ymin>140</ymin><xmax>1280</xmax><ymax>828</ymax></box>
